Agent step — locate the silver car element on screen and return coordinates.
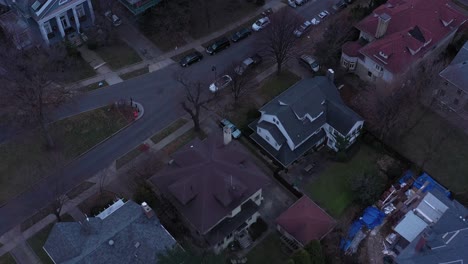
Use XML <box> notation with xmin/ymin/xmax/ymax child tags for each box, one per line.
<box><xmin>209</xmin><ymin>75</ymin><xmax>232</xmax><ymax>93</ymax></box>
<box><xmin>298</xmin><ymin>54</ymin><xmax>320</xmax><ymax>72</ymax></box>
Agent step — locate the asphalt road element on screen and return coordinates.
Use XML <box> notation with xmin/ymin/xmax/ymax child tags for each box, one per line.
<box><xmin>0</xmin><ymin>0</ymin><xmax>337</xmax><ymax>236</ymax></box>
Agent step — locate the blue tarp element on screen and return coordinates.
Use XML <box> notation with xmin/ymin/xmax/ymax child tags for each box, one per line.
<box><xmin>399</xmin><ymin>170</ymin><xmax>414</xmax><ymax>184</ymax></box>
<box><xmin>361</xmin><ymin>207</ymin><xmax>386</xmax><ymax>229</ymax></box>
<box><xmin>413</xmin><ymin>173</ymin><xmax>451</xmax><ymax>198</ymax></box>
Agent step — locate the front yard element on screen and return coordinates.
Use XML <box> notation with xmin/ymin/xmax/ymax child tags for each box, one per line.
<box><xmin>94</xmin><ymin>40</ymin><xmax>142</xmax><ymax>70</ymax></box>
<box><xmin>0</xmin><ymin>106</ymin><xmax>134</xmax><ymax>204</ymax></box>
<box><xmin>246</xmin><ymin>233</ymin><xmax>289</xmax><ymax>264</ymax></box>
<box><xmin>305</xmin><ymin>144</ymin><xmax>381</xmax><ymax>217</ymax></box>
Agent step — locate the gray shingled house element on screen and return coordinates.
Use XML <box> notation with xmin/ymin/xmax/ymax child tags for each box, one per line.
<box><xmin>149</xmin><ymin>134</ymin><xmax>270</xmax><ymax>253</ymax></box>
<box><xmin>249</xmin><ymin>74</ymin><xmax>364</xmax><ymax>167</ymax></box>
<box><xmin>393</xmin><ymin>190</ymin><xmax>468</xmax><ymax>264</ymax></box>
<box><xmin>43</xmin><ymin>200</ymin><xmax>177</xmax><ymax>264</ymax></box>
<box><xmin>434</xmin><ymin>41</ymin><xmax>468</xmax><ymax>120</ymax></box>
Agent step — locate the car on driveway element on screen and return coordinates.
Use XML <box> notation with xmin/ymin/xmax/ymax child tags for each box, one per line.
<box><xmin>206</xmin><ymin>37</ymin><xmax>230</xmax><ymax>55</ymax></box>
<box><xmin>231</xmin><ymin>28</ymin><xmax>252</xmax><ymax>42</ymax></box>
<box><xmin>179</xmin><ymin>51</ymin><xmax>203</xmax><ymax>67</ymax></box>
<box><xmin>252</xmin><ymin>17</ymin><xmax>270</xmax><ymax>31</ymax></box>
<box><xmin>220</xmin><ymin>119</ymin><xmax>242</xmax><ymax>139</ymax></box>
<box><xmin>104</xmin><ymin>11</ymin><xmax>121</xmax><ymax>27</ymax></box>
<box><xmin>234</xmin><ymin>54</ymin><xmax>262</xmax><ymax>75</ymax></box>
<box><xmin>298</xmin><ymin>54</ymin><xmax>320</xmax><ymax>72</ymax></box>
<box><xmin>293</xmin><ymin>20</ymin><xmax>312</xmax><ymax>37</ymax></box>
<box><xmin>209</xmin><ymin>75</ymin><xmax>232</xmax><ymax>93</ymax></box>
<box><xmin>310</xmin><ymin>18</ymin><xmax>321</xmax><ymax>25</ymax></box>
<box><xmin>318</xmin><ymin>10</ymin><xmax>330</xmax><ymax>19</ymax></box>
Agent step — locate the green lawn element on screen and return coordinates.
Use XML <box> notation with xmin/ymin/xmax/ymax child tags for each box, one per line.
<box><xmin>68</xmin><ymin>58</ymin><xmax>96</xmax><ymax>83</ymax></box>
<box><xmin>151</xmin><ymin>118</ymin><xmax>188</xmax><ymax>144</ymax></box>
<box><xmin>27</xmin><ymin>224</ymin><xmax>54</xmax><ymax>264</ymax></box>
<box><xmin>162</xmin><ymin>128</ymin><xmax>206</xmax><ymax>155</ymax></box>
<box><xmin>85</xmin><ymin>80</ymin><xmax>108</xmax><ymax>91</ymax></box>
<box><xmin>246</xmin><ymin>233</ymin><xmax>289</xmax><ymax>264</ymax></box>
<box><xmin>116</xmin><ymin>144</ymin><xmax>146</xmax><ymax>169</ymax></box>
<box><xmin>119</xmin><ymin>67</ymin><xmax>149</xmax><ymax>80</ymax></box>
<box><xmin>395</xmin><ymin>107</ymin><xmax>468</xmax><ymax>193</ymax></box>
<box><xmin>0</xmin><ymin>252</ymin><xmax>16</xmax><ymax>264</ymax></box>
<box><xmin>95</xmin><ymin>41</ymin><xmax>142</xmax><ymax>70</ymax></box>
<box><xmin>260</xmin><ymin>70</ymin><xmax>301</xmax><ymax>101</ymax></box>
<box><xmin>305</xmin><ymin>144</ymin><xmax>380</xmax><ymax>217</ymax></box>
<box><xmin>0</xmin><ymin>106</ymin><xmax>133</xmax><ymax>204</ymax></box>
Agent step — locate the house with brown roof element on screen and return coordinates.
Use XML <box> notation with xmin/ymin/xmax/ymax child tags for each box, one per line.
<box><xmin>433</xmin><ymin>41</ymin><xmax>468</xmax><ymax>120</ymax></box>
<box><xmin>276</xmin><ymin>196</ymin><xmax>335</xmax><ymax>251</ymax></box>
<box><xmin>149</xmin><ymin>132</ymin><xmax>270</xmax><ymax>253</ymax></box>
<box><xmin>341</xmin><ymin>0</ymin><xmax>466</xmax><ymax>84</ymax></box>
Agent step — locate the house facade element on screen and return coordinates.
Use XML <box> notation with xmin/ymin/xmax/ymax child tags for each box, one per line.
<box><xmin>249</xmin><ymin>73</ymin><xmax>364</xmax><ymax>167</ymax></box>
<box><xmin>118</xmin><ymin>0</ymin><xmax>161</xmax><ymax>15</ymax></box>
<box><xmin>149</xmin><ymin>134</ymin><xmax>270</xmax><ymax>253</ymax></box>
<box><xmin>433</xmin><ymin>41</ymin><xmax>468</xmax><ymax>119</ymax></box>
<box><xmin>0</xmin><ymin>0</ymin><xmax>95</xmax><ymax>48</ymax></box>
<box><xmin>340</xmin><ymin>0</ymin><xmax>466</xmax><ymax>84</ymax></box>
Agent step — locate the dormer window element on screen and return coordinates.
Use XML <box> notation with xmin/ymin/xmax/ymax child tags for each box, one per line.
<box><xmin>31</xmin><ymin>1</ymin><xmax>42</xmax><ymax>11</ymax></box>
<box><xmin>379</xmin><ymin>51</ymin><xmax>388</xmax><ymax>59</ymax></box>
<box><xmin>441</xmin><ymin>19</ymin><xmax>453</xmax><ymax>27</ymax></box>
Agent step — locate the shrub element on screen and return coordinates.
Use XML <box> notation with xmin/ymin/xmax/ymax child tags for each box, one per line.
<box><xmin>248</xmin><ymin>217</ymin><xmax>268</xmax><ymax>240</ymax></box>
<box><xmin>133</xmin><ymin>183</ymin><xmax>158</xmax><ymax>209</ymax></box>
<box><xmin>292</xmin><ymin>249</ymin><xmax>311</xmax><ymax>264</ymax></box>
<box><xmin>304</xmin><ymin>240</ymin><xmax>325</xmax><ymax>264</ymax></box>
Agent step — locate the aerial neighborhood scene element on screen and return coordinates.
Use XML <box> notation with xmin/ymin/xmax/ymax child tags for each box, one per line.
<box><xmin>0</xmin><ymin>0</ymin><xmax>467</xmax><ymax>263</ymax></box>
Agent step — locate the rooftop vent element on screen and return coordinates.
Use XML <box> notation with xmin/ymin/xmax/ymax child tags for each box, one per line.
<box><xmin>109</xmin><ymin>240</ymin><xmax>114</xmax><ymax>246</ymax></box>
<box><xmin>141</xmin><ymin>202</ymin><xmax>155</xmax><ymax>219</ymax></box>
<box><xmin>134</xmin><ymin>242</ymin><xmax>140</xmax><ymax>248</ymax></box>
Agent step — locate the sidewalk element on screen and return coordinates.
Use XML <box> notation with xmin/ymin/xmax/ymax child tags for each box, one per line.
<box><xmin>69</xmin><ymin>0</ymin><xmax>286</xmax><ymax>90</ymax></box>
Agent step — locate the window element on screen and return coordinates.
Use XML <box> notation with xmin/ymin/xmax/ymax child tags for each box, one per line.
<box><xmin>43</xmin><ymin>21</ymin><xmax>52</xmax><ymax>34</ymax></box>
<box><xmin>265</xmin><ymin>136</ymin><xmax>270</xmax><ymax>142</ymax></box>
<box><xmin>76</xmin><ymin>4</ymin><xmax>85</xmax><ymax>17</ymax></box>
<box><xmin>368</xmin><ymin>71</ymin><xmax>372</xmax><ymax>77</ymax></box>
<box><xmin>273</xmin><ymin>118</ymin><xmax>276</xmax><ymax>123</ymax></box>
<box><xmin>375</xmin><ymin>64</ymin><xmax>383</xmax><ymax>71</ymax></box>
<box><xmin>457</xmin><ymin>89</ymin><xmax>463</xmax><ymax>96</ymax></box>
<box><xmin>254</xmin><ymin>194</ymin><xmax>261</xmax><ymax>200</ymax></box>
<box><xmin>342</xmin><ymin>60</ymin><xmax>349</xmax><ymax>68</ymax></box>
<box><xmin>454</xmin><ymin>99</ymin><xmax>459</xmax><ymax>105</ymax></box>
<box><xmin>349</xmin><ymin>61</ymin><xmax>356</xmax><ymax>70</ymax></box>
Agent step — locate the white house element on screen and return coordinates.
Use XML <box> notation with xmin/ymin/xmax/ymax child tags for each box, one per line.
<box><xmin>249</xmin><ymin>73</ymin><xmax>364</xmax><ymax>167</ymax></box>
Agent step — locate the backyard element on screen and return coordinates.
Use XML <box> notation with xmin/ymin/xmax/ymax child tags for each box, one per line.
<box><xmin>305</xmin><ymin>144</ymin><xmax>382</xmax><ymax>217</ymax></box>
<box><xmin>0</xmin><ymin>106</ymin><xmax>134</xmax><ymax>204</ymax></box>
<box><xmin>246</xmin><ymin>233</ymin><xmax>289</xmax><ymax>264</ymax></box>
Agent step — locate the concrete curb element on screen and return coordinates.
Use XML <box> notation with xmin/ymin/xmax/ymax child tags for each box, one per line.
<box><xmin>0</xmin><ymin>101</ymin><xmax>144</xmax><ymax>209</ymax></box>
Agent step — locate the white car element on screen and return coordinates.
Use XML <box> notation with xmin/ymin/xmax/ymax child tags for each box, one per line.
<box><xmin>209</xmin><ymin>75</ymin><xmax>232</xmax><ymax>93</ymax></box>
<box><xmin>310</xmin><ymin>18</ymin><xmax>321</xmax><ymax>25</ymax></box>
<box><xmin>318</xmin><ymin>11</ymin><xmax>330</xmax><ymax>19</ymax></box>
<box><xmin>293</xmin><ymin>20</ymin><xmax>312</xmax><ymax>37</ymax></box>
<box><xmin>252</xmin><ymin>17</ymin><xmax>271</xmax><ymax>31</ymax></box>
<box><xmin>104</xmin><ymin>11</ymin><xmax>121</xmax><ymax>27</ymax></box>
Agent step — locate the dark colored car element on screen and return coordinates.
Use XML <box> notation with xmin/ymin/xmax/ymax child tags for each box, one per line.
<box><xmin>231</xmin><ymin>28</ymin><xmax>252</xmax><ymax>42</ymax></box>
<box><xmin>179</xmin><ymin>51</ymin><xmax>203</xmax><ymax>67</ymax></box>
<box><xmin>234</xmin><ymin>54</ymin><xmax>263</xmax><ymax>75</ymax></box>
<box><xmin>332</xmin><ymin>1</ymin><xmax>348</xmax><ymax>11</ymax></box>
<box><xmin>206</xmin><ymin>37</ymin><xmax>230</xmax><ymax>55</ymax></box>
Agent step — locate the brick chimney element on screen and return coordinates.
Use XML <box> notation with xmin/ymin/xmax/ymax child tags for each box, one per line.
<box><xmin>141</xmin><ymin>202</ymin><xmax>155</xmax><ymax>219</ymax></box>
<box><xmin>375</xmin><ymin>13</ymin><xmax>391</xmax><ymax>38</ymax></box>
<box><xmin>223</xmin><ymin>126</ymin><xmax>232</xmax><ymax>145</ymax></box>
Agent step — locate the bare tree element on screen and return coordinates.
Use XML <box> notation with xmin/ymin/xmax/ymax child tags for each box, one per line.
<box><xmin>227</xmin><ymin>63</ymin><xmax>256</xmax><ymax>104</ymax></box>
<box><xmin>177</xmin><ymin>75</ymin><xmax>215</xmax><ymax>132</ymax></box>
<box><xmin>257</xmin><ymin>9</ymin><xmax>301</xmax><ymax>75</ymax></box>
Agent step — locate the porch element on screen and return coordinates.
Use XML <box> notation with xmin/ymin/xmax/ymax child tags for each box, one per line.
<box><xmin>118</xmin><ymin>0</ymin><xmax>162</xmax><ymax>15</ymax></box>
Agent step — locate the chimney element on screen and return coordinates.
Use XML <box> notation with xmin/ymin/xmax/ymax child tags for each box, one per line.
<box><xmin>375</xmin><ymin>13</ymin><xmax>391</xmax><ymax>38</ymax></box>
<box><xmin>326</xmin><ymin>69</ymin><xmax>335</xmax><ymax>83</ymax></box>
<box><xmin>223</xmin><ymin>126</ymin><xmax>232</xmax><ymax>145</ymax></box>
<box><xmin>141</xmin><ymin>202</ymin><xmax>155</xmax><ymax>219</ymax></box>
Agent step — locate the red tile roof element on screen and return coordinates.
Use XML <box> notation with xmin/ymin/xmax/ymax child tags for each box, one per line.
<box><xmin>149</xmin><ymin>135</ymin><xmax>269</xmax><ymax>234</ymax></box>
<box><xmin>353</xmin><ymin>0</ymin><xmax>466</xmax><ymax>74</ymax></box>
<box><xmin>276</xmin><ymin>196</ymin><xmax>335</xmax><ymax>245</ymax></box>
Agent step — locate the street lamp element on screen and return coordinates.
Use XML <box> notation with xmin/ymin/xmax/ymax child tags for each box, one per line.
<box><xmin>211</xmin><ymin>65</ymin><xmax>217</xmax><ymax>81</ymax></box>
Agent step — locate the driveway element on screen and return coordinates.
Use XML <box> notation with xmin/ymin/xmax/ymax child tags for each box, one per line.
<box><xmin>0</xmin><ymin>0</ymin><xmax>336</xmax><ymax>236</ymax></box>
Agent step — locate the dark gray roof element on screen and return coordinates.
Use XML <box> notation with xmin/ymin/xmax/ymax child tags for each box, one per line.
<box><xmin>440</xmin><ymin>41</ymin><xmax>468</xmax><ymax>92</ymax></box>
<box><xmin>43</xmin><ymin>200</ymin><xmax>177</xmax><ymax>264</ymax></box>
<box><xmin>250</xmin><ymin>118</ymin><xmax>326</xmax><ymax>167</ymax></box>
<box><xmin>396</xmin><ymin>190</ymin><xmax>468</xmax><ymax>264</ymax></box>
<box><xmin>259</xmin><ymin>77</ymin><xmax>362</xmax><ymax>144</ymax></box>
<box><xmin>257</xmin><ymin>121</ymin><xmax>285</xmax><ymax>144</ymax></box>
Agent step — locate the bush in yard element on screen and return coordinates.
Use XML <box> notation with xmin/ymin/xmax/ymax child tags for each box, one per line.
<box><xmin>248</xmin><ymin>217</ymin><xmax>268</xmax><ymax>240</ymax></box>
<box><xmin>292</xmin><ymin>249</ymin><xmax>311</xmax><ymax>264</ymax></box>
<box><xmin>304</xmin><ymin>240</ymin><xmax>325</xmax><ymax>264</ymax></box>
<box><xmin>133</xmin><ymin>182</ymin><xmax>158</xmax><ymax>209</ymax></box>
<box><xmin>350</xmin><ymin>168</ymin><xmax>387</xmax><ymax>205</ymax></box>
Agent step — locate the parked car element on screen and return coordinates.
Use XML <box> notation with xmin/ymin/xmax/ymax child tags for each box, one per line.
<box><xmin>293</xmin><ymin>20</ymin><xmax>312</xmax><ymax>37</ymax></box>
<box><xmin>231</xmin><ymin>28</ymin><xmax>252</xmax><ymax>42</ymax></box>
<box><xmin>104</xmin><ymin>11</ymin><xmax>121</xmax><ymax>27</ymax></box>
<box><xmin>310</xmin><ymin>18</ymin><xmax>321</xmax><ymax>25</ymax></box>
<box><xmin>288</xmin><ymin>0</ymin><xmax>297</xmax><ymax>8</ymax></box>
<box><xmin>318</xmin><ymin>10</ymin><xmax>330</xmax><ymax>19</ymax></box>
<box><xmin>332</xmin><ymin>1</ymin><xmax>348</xmax><ymax>12</ymax></box>
<box><xmin>209</xmin><ymin>75</ymin><xmax>232</xmax><ymax>93</ymax></box>
<box><xmin>234</xmin><ymin>54</ymin><xmax>263</xmax><ymax>75</ymax></box>
<box><xmin>298</xmin><ymin>54</ymin><xmax>320</xmax><ymax>72</ymax></box>
<box><xmin>179</xmin><ymin>51</ymin><xmax>203</xmax><ymax>67</ymax></box>
<box><xmin>220</xmin><ymin>119</ymin><xmax>242</xmax><ymax>139</ymax></box>
<box><xmin>252</xmin><ymin>17</ymin><xmax>271</xmax><ymax>31</ymax></box>
<box><xmin>206</xmin><ymin>37</ymin><xmax>230</xmax><ymax>55</ymax></box>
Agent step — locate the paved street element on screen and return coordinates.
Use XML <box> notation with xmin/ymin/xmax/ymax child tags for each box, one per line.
<box><xmin>0</xmin><ymin>0</ymin><xmax>335</xmax><ymax>236</ymax></box>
